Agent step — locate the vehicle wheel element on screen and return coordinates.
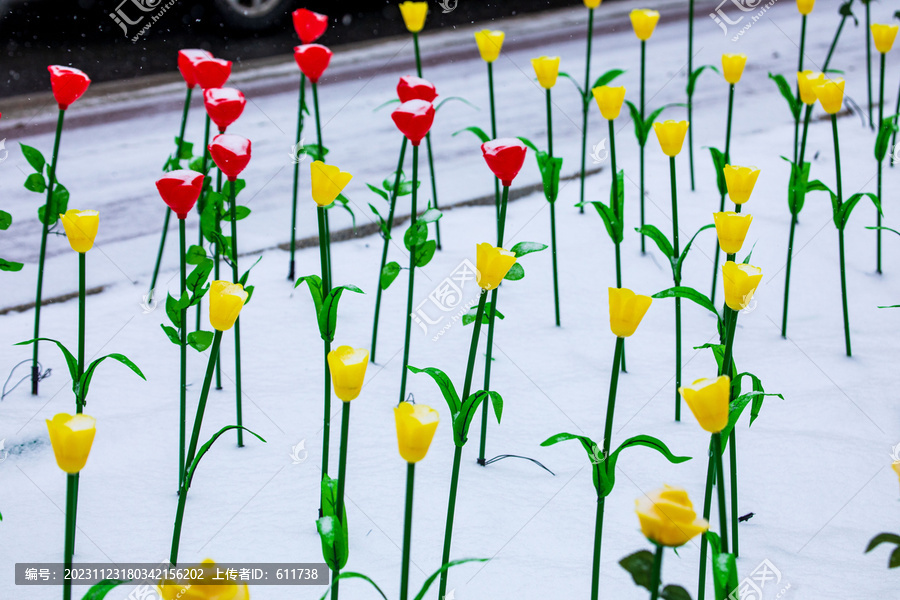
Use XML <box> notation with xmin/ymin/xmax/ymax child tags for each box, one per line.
<box><xmin>211</xmin><ymin>0</ymin><xmax>293</xmax><ymax>31</ymax></box>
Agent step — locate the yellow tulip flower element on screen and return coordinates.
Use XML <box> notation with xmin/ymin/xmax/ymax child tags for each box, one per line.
<box><xmin>398</xmin><ymin>1</ymin><xmax>427</xmax><ymax>33</ymax></box>
<box><xmin>46</xmin><ymin>413</ymin><xmax>96</xmax><ymax>474</ymax></box>
<box><xmin>158</xmin><ymin>559</ymin><xmax>250</xmax><ymax>600</ymax></box>
<box><xmin>812</xmin><ymin>78</ymin><xmax>845</xmax><ymax>115</ymax></box>
<box><xmin>592</xmin><ymin>85</ymin><xmax>626</xmax><ymax>120</ymax></box>
<box><xmin>310</xmin><ymin>160</ymin><xmax>353</xmax><ymax>207</ymax></box>
<box><xmin>59</xmin><ymin>209</ymin><xmax>99</xmax><ymax>253</ymax></box>
<box><xmin>327</xmin><ymin>345</ymin><xmax>369</xmax><ymax>402</ymax></box>
<box><xmin>678</xmin><ymin>376</ymin><xmax>730</xmax><ymax>433</ymax></box>
<box><xmin>722</xmin><ymin>261</ymin><xmax>763</xmax><ymax>311</ymax></box>
<box><xmin>721</xmin><ymin>54</ymin><xmax>747</xmax><ymax>85</ymax></box>
<box><xmin>532</xmin><ymin>56</ymin><xmax>560</xmax><ymax>89</ymax></box>
<box><xmin>653</xmin><ymin>120</ymin><xmax>690</xmax><ymax>157</ymax></box>
<box><xmin>476</xmin><ymin>242</ymin><xmax>517</xmax><ymax>290</ymax></box>
<box><xmin>723</xmin><ymin>165</ymin><xmax>760</xmax><ymax>204</ymax></box>
<box><xmin>394</xmin><ymin>401</ymin><xmax>439</xmax><ymax>463</ymax></box>
<box><xmin>797</xmin><ymin>71</ymin><xmax>824</xmax><ymax>106</ymax></box>
<box><xmin>608</xmin><ymin>287</ymin><xmax>652</xmax><ymax>338</ymax></box>
<box><xmin>796</xmin><ymin>0</ymin><xmax>814</xmax><ymax>15</ymax></box>
<box><xmin>871</xmin><ymin>24</ymin><xmax>899</xmax><ymax>54</ymax></box>
<box><xmin>635</xmin><ymin>485</ymin><xmax>709</xmax><ymax>547</ymax></box>
<box><xmin>474</xmin><ymin>29</ymin><xmax>505</xmax><ymax>63</ymax></box>
<box><xmin>584</xmin><ymin>0</ymin><xmax>602</xmax><ymax>7</ymax></box>
<box><xmin>630</xmin><ymin>9</ymin><xmax>660</xmax><ymax>41</ymax></box>
<box><xmin>893</xmin><ymin>461</ymin><xmax>900</xmax><ymax>486</ymax></box>
<box><xmin>208</xmin><ymin>280</ymin><xmax>248</xmax><ymax>331</ymax></box>
<box><xmin>713</xmin><ymin>212</ymin><xmax>753</xmax><ymax>255</ymax></box>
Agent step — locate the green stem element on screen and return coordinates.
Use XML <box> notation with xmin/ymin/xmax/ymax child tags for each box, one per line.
<box><xmin>196</xmin><ymin>113</ymin><xmax>211</xmax><ymax>333</ymax></box>
<box><xmin>317</xmin><ymin>205</ymin><xmax>332</xmax><ymax>516</ymax></box>
<box><xmin>151</xmin><ymin>87</ymin><xmax>193</xmax><ymax>300</ymax></box>
<box><xmin>639</xmin><ymin>40</ymin><xmax>646</xmax><ymax>254</ymax></box>
<box><xmin>783</xmin><ymin>105</ymin><xmax>813</xmax><ymax>338</ymax></box>
<box><xmin>312</xmin><ymin>82</ymin><xmax>333</xmax><ymax>277</ymax></box>
<box><xmin>371</xmin><ymin>137</ymin><xmax>409</xmax><ymax>364</ymax></box>
<box><xmin>477</xmin><ymin>185</ymin><xmax>509</xmax><ymax>464</ymax></box>
<box><xmin>214</xmin><ymin>176</ymin><xmax>223</xmax><ymax>391</ymax></box>
<box><xmin>488</xmin><ymin>62</ymin><xmax>500</xmax><ymax>237</ymax></box>
<box><xmin>687</xmin><ymin>0</ymin><xmax>695</xmax><ymax>190</ymax></box>
<box><xmin>170</xmin><ymin>329</ymin><xmax>223</xmax><ymax>566</ymax></box>
<box><xmin>793</xmin><ymin>15</ymin><xmax>807</xmax><ymax>164</ymax></box>
<box><xmin>602</xmin><ymin>337</ymin><xmax>624</xmax><ymax>458</ymax></box>
<box><xmin>713</xmin><ymin>432</ymin><xmax>729</xmax><ymax>553</ymax></box>
<box><xmin>876</xmin><ymin>52</ymin><xmax>885</xmax><ymax>274</ymax></box>
<box><xmin>697</xmin><ymin>443</ymin><xmax>714</xmax><ymax>600</ymax></box>
<box><xmin>609</xmin><ymin>120</ymin><xmax>626</xmax><ymax>373</ymax></box>
<box><xmin>179</xmin><ymin>219</ymin><xmax>187</xmax><ymax>486</ymax></box>
<box><xmin>892</xmin><ymin>71</ymin><xmax>900</xmax><ymax>168</ymax></box>
<box><xmin>831</xmin><ymin>115</ymin><xmax>851</xmax><ymax>357</ymax></box>
<box><xmin>822</xmin><ymin>15</ymin><xmax>847</xmax><ymax>73</ymax></box>
<box><xmin>63</xmin><ymin>472</ymin><xmax>77</xmax><ymax>600</ymax></box>
<box><xmin>399</xmin><ymin>462</ymin><xmax>415</xmax><ymax>600</ymax></box>
<box><xmin>865</xmin><ymin>2</ymin><xmax>873</xmax><ymax>130</ymax></box>
<box><xmin>413</xmin><ymin>32</ymin><xmax>422</xmax><ymax>76</ymax></box>
<box><xmin>332</xmin><ymin>401</ymin><xmax>351</xmax><ymax>600</ymax></box>
<box><xmin>721</xmin><ymin>308</ymin><xmax>737</xmax><ymax>379</ymax></box>
<box><xmin>649</xmin><ymin>544</ymin><xmax>664</xmax><ymax>600</ymax></box>
<box><xmin>669</xmin><ymin>157</ymin><xmax>681</xmax><ymax>421</ymax></box>
<box><xmin>547</xmin><ymin>89</ymin><xmax>560</xmax><ymax>327</ymax></box>
<box><xmin>227</xmin><ymin>180</ymin><xmax>244</xmax><ymax>448</ymax></box>
<box><xmin>289</xmin><ymin>73</ymin><xmax>307</xmax><ymax>281</ymax></box>
<box><xmin>591</xmin><ymin>495</ymin><xmax>605</xmax><ymax>600</ymax></box>
<box><xmin>710</xmin><ymin>85</ymin><xmax>735</xmax><ymax>307</ymax></box>
<box><xmin>77</xmin><ymin>252</ymin><xmax>85</xmax><ymax>412</ymax></box>
<box><xmin>580</xmin><ymin>7</ymin><xmax>594</xmax><ymax>213</ymax></box>
<box><xmin>32</xmin><ymin>109</ymin><xmax>65</xmax><ymax>395</ymax></box>
<box><xmin>438</xmin><ymin>445</ymin><xmax>463</xmax><ymax>600</ymax></box>
<box><xmin>398</xmin><ymin>145</ymin><xmax>419</xmax><ymax>404</ymax></box>
<box><xmin>412</xmin><ymin>31</ymin><xmax>441</xmax><ymax>250</ymax></box>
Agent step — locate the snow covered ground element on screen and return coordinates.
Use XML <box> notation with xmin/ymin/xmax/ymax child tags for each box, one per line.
<box><xmin>1</xmin><ymin>0</ymin><xmax>899</xmax><ymax>598</ymax></box>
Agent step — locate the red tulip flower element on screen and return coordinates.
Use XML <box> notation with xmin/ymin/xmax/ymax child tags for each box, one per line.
<box><xmin>177</xmin><ymin>49</ymin><xmax>212</xmax><ymax>88</ymax></box>
<box><xmin>482</xmin><ymin>138</ymin><xmax>528</xmax><ymax>187</ymax></box>
<box><xmin>209</xmin><ymin>134</ymin><xmax>251</xmax><ymax>181</ymax></box>
<box><xmin>191</xmin><ymin>56</ymin><xmax>232</xmax><ymax>90</ymax></box>
<box><xmin>293</xmin><ymin>44</ymin><xmax>333</xmax><ymax>84</ymax></box>
<box><xmin>391</xmin><ymin>99</ymin><xmax>435</xmax><ymax>147</ymax></box>
<box><xmin>48</xmin><ymin>66</ymin><xmax>91</xmax><ymax>111</ymax></box>
<box><xmin>292</xmin><ymin>8</ymin><xmax>328</xmax><ymax>44</ymax></box>
<box><xmin>204</xmin><ymin>87</ymin><xmax>246</xmax><ymax>133</ymax></box>
<box><xmin>397</xmin><ymin>75</ymin><xmax>438</xmax><ymax>103</ymax></box>
<box><xmin>156</xmin><ymin>170</ymin><xmax>204</xmax><ymax>219</ymax></box>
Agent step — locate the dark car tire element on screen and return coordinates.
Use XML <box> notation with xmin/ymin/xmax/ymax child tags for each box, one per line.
<box><xmin>211</xmin><ymin>0</ymin><xmax>294</xmax><ymax>31</ymax></box>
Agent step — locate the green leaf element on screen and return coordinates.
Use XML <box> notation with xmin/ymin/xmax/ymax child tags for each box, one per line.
<box><xmin>0</xmin><ymin>210</ymin><xmax>12</xmax><ymax>231</ymax></box>
<box><xmin>589</xmin><ymin>199</ymin><xmax>622</xmax><ymax>244</ymax></box>
<box><xmin>419</xmin><ymin>207</ymin><xmax>442</xmax><ymax>224</ymax></box>
<box><xmin>676</xmin><ymin>223</ymin><xmax>715</xmax><ymax>281</ymax></box>
<box><xmin>602</xmin><ymin>435</ymin><xmax>691</xmax><ymax>498</ymax></box>
<box><xmin>687</xmin><ymin>64</ymin><xmax>719</xmax><ymax>97</ymax></box>
<box><xmin>636</xmin><ymin>224</ymin><xmax>674</xmax><ymax>260</ymax></box>
<box><xmin>373</xmin><ymin>97</ymin><xmax>402</xmax><ymax>112</ymax></box>
<box><xmin>407</xmin><ymin>365</ymin><xmax>460</xmax><ymax>413</ymax></box>
<box><xmin>186</xmin><ymin>260</ymin><xmax>214</xmax><ymax>299</ymax></box>
<box><xmin>381</xmin><ymin>261</ymin><xmax>401</xmax><ymax>290</ymax></box>
<box><xmin>488</xmin><ymin>391</ymin><xmax>503</xmax><ymax>423</ymax></box>
<box><xmin>411</xmin><ymin>559</ymin><xmax>489</xmax><ymax>600</ymax></box>
<box><xmin>839</xmin><ymin>192</ymin><xmax>880</xmax><ymax>230</ymax></box>
<box><xmin>318</xmin><ymin>285</ymin><xmax>364</xmax><ymax>342</ymax></box>
<box><xmin>785</xmin><ymin>158</ymin><xmax>811</xmax><ymax>216</ymax></box>
<box><xmin>452</xmin><ymin>126</ymin><xmax>490</xmax><ymax>143</ymax></box>
<box><xmin>591</xmin><ymin>68</ymin><xmax>626</xmax><ymax>92</ymax></box>
<box><xmin>52</xmin><ymin>184</ymin><xmax>70</xmax><ymax>215</ymax></box>
<box><xmin>187</xmin><ymin>330</ymin><xmax>214</xmax><ymax>352</ymax></box>
<box><xmin>81</xmin><ymin>579</ymin><xmax>129</xmax><ymax>600</ymax></box>
<box><xmin>415</xmin><ymin>239</ymin><xmax>437</xmax><ymax>268</ymax></box>
<box><xmin>317</xmin><ymin>475</ymin><xmax>349</xmax><ymax>571</ymax></box>
<box><xmin>223</xmin><ymin>178</ymin><xmax>246</xmax><ymax>198</ymax></box>
<box><xmin>504</xmin><ymin>262</ymin><xmax>524</xmax><ymax>281</ymax></box>
<box><xmin>186</xmin><ymin>244</ymin><xmax>207</xmax><ymax>265</ymax></box>
<box><xmin>368</xmin><ymin>203</ymin><xmax>391</xmax><ymax>239</ymax></box>
<box><xmin>653</xmin><ymin>286</ymin><xmax>722</xmax><ymax>327</ymax></box>
<box><xmin>15</xmin><ymin>337</ymin><xmax>77</xmax><ymax>384</ymax></box>
<box><xmin>706</xmin><ymin>532</ymin><xmax>739</xmax><ymax>599</ymax></box>
<box><xmin>452</xmin><ymin>389</ymin><xmax>492</xmax><ymax>446</ymax></box>
<box><xmin>160</xmin><ymin>324</ymin><xmax>180</xmax><ymax>346</ymax></box>
<box><xmin>517</xmin><ymin>136</ymin><xmax>539</xmax><ymax>152</ymax></box>
<box><xmin>227</xmin><ymin>205</ymin><xmax>251</xmax><ymax>221</ymax></box>
<box><xmin>175</xmin><ymin>137</ymin><xmax>194</xmax><ymax>160</ymax></box>
<box><xmin>619</xmin><ymin>550</ymin><xmax>655</xmax><ymax>591</ymax></box>
<box><xmin>367</xmin><ymin>183</ymin><xmax>389</xmax><ymax>201</ymax></box>
<box><xmin>301</xmin><ymin>144</ymin><xmax>329</xmax><ymax>163</ymax></box>
<box><xmin>0</xmin><ymin>259</ymin><xmax>24</xmax><ymax>272</ymax></box>
<box><xmin>79</xmin><ymin>353</ymin><xmax>146</xmax><ymax>404</ymax></box>
<box><xmin>166</xmin><ymin>292</ymin><xmax>189</xmax><ymax>328</ymax></box>
<box><xmin>536</xmin><ymin>151</ymin><xmax>563</xmax><ymax>202</ymax></box>
<box><xmin>295</xmin><ymin>274</ymin><xmax>325</xmax><ymax>316</ymax></box>
<box><xmin>558</xmin><ymin>71</ymin><xmax>586</xmax><ymax>99</ymax></box>
<box><xmin>184</xmin><ymin>425</ymin><xmax>266</xmax><ymax>489</ymax></box>
<box><xmin>462</xmin><ymin>301</ymin><xmax>504</xmax><ymax>326</ymax></box>
<box><xmin>807</xmin><ymin>179</ymin><xmax>840</xmax><ymax>227</ymax></box>
<box><xmin>875</xmin><ymin>115</ymin><xmax>899</xmax><ymax>161</ymax></box>
<box><xmin>435</xmin><ymin>96</ymin><xmax>478</xmax><ymax>112</ymax></box>
<box><xmin>24</xmin><ymin>172</ymin><xmax>46</xmax><ymax>193</ymax></box>
<box><xmin>768</xmin><ymin>72</ymin><xmax>800</xmax><ymax>120</ymax></box>
<box><xmin>660</xmin><ymin>585</ymin><xmax>692</xmax><ymax>600</ymax></box>
<box><xmin>404</xmin><ymin>221</ymin><xmax>428</xmax><ymax>251</ymax></box>
<box><xmin>238</xmin><ymin>255</ymin><xmax>263</xmax><ymax>288</ymax></box>
<box><xmin>20</xmin><ymin>143</ymin><xmax>46</xmax><ymax>173</ymax></box>
<box><xmin>317</xmin><ymin>573</ymin><xmax>388</xmax><ymax>600</ymax></box>
<box><xmin>708</xmin><ymin>147</ymin><xmax>728</xmax><ymax>197</ymax></box>
<box><xmin>510</xmin><ymin>241</ymin><xmax>548</xmax><ymax>257</ymax></box>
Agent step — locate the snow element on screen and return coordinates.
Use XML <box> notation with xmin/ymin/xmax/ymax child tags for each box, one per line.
<box><xmin>1</xmin><ymin>0</ymin><xmax>899</xmax><ymax>598</ymax></box>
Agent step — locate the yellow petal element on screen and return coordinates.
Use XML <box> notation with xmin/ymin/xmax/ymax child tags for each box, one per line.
<box><xmin>60</xmin><ymin>209</ymin><xmax>99</xmax><ymax>253</ymax></box>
